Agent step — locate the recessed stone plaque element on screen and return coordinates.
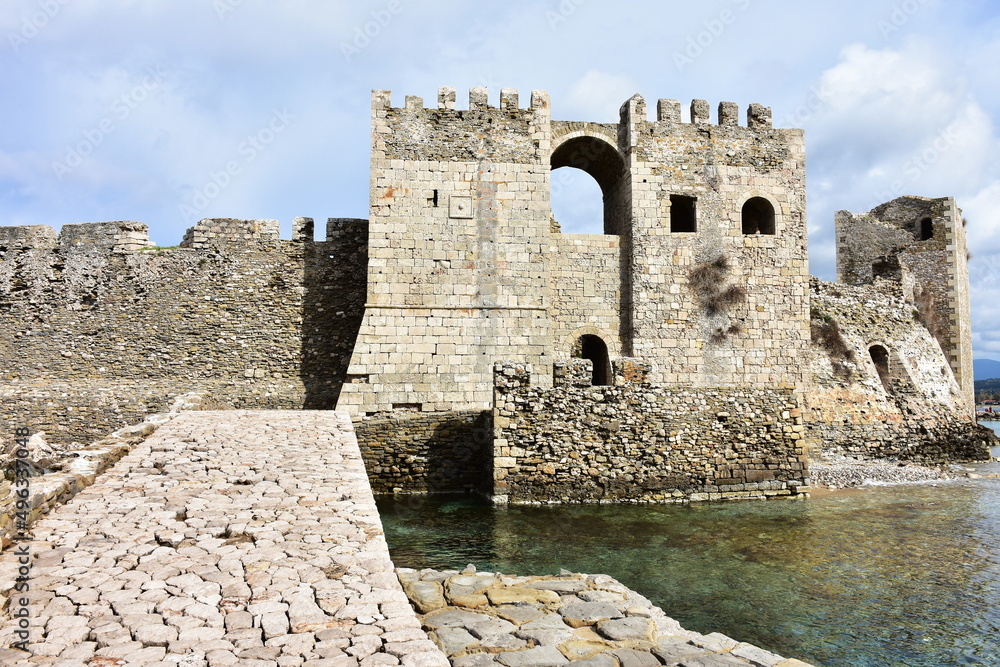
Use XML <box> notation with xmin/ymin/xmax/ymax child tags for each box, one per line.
<box><xmin>449</xmin><ymin>196</ymin><xmax>473</xmax><ymax>219</ymax></box>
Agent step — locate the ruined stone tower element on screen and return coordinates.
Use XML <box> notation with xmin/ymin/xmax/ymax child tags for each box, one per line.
<box><xmin>337</xmin><ymin>87</ymin><xmax>811</xmax><ymax>415</ymax></box>
<box><xmin>835</xmin><ymin>196</ymin><xmax>974</xmax><ymax>412</ymax></box>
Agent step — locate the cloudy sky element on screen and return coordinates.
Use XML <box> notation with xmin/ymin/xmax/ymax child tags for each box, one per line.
<box><xmin>2</xmin><ymin>0</ymin><xmax>1000</xmax><ymax>359</ymax></box>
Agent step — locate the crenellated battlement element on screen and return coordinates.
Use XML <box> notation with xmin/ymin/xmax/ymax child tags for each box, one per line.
<box><xmin>374</xmin><ymin>88</ymin><xmax>772</xmax><ymax>130</ymax></box>
<box><xmin>0</xmin><ymin>221</ymin><xmax>152</xmax><ymax>254</ymax></box>
<box><xmin>0</xmin><ymin>217</ymin><xmax>373</xmax><ymax>256</ymax></box>
<box><xmin>642</xmin><ymin>96</ymin><xmax>773</xmax><ymax>129</ymax></box>
<box><xmin>0</xmin><ymin>224</ymin><xmax>57</xmax><ymax>251</ymax></box>
<box><xmin>374</xmin><ymin>87</ymin><xmax>551</xmax><ymax>113</ymax></box>
<box><xmin>60</xmin><ymin>221</ymin><xmax>153</xmax><ymax>253</ymax></box>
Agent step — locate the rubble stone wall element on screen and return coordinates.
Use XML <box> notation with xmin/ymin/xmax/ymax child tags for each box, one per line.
<box><xmin>354</xmin><ymin>410</ymin><xmax>492</xmax><ymax>495</ymax></box>
<box><xmin>492</xmin><ymin>360</ymin><xmax>809</xmax><ymax>504</ymax></box>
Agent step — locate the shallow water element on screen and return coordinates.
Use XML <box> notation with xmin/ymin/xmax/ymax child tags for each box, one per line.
<box><xmin>378</xmin><ymin>452</ymin><xmax>1000</xmax><ymax>666</ymax></box>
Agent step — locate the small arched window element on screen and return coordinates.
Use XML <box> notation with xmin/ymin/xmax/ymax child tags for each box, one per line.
<box><xmin>579</xmin><ymin>335</ymin><xmax>611</xmax><ymax>386</ymax></box>
<box><xmin>742</xmin><ymin>197</ymin><xmax>775</xmax><ymax>235</ymax></box>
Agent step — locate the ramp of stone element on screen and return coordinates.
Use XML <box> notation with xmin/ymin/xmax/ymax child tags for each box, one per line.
<box><xmin>0</xmin><ymin>410</ymin><xmax>449</xmax><ymax>667</ymax></box>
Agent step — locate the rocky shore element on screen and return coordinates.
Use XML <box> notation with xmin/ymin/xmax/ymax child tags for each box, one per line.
<box><xmin>809</xmin><ymin>456</ymin><xmax>961</xmax><ymax>489</ymax></box>
<box><xmin>399</xmin><ymin>567</ymin><xmax>814</xmax><ymax>667</ymax></box>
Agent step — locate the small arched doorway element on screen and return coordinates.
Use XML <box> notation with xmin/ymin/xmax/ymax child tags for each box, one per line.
<box><xmin>579</xmin><ymin>334</ymin><xmax>612</xmax><ymax>386</ymax></box>
<box><xmin>869</xmin><ymin>344</ymin><xmax>891</xmax><ymax>392</ymax></box>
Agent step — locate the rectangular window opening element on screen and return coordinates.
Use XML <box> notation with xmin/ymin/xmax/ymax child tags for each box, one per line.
<box><xmin>670</xmin><ymin>195</ymin><xmax>697</xmax><ymax>233</ymax></box>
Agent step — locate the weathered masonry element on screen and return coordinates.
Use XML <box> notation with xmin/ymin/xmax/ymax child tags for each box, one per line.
<box><xmin>0</xmin><ymin>87</ymin><xmax>993</xmax><ymax>506</ymax></box>
<box><xmin>338</xmin><ymin>87</ymin><xmax>809</xmax><ymax>415</ymax></box>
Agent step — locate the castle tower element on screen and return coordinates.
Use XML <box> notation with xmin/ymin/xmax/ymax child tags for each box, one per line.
<box><xmin>338</xmin><ymin>88</ymin><xmax>812</xmax><ymax>415</ymax></box>
<box><xmin>835</xmin><ymin>196</ymin><xmax>975</xmax><ymax>412</ymax></box>
<box><xmin>613</xmin><ymin>97</ymin><xmax>810</xmax><ymax>387</ymax></box>
<box><xmin>337</xmin><ymin>88</ymin><xmax>556</xmax><ymax>414</ymax></box>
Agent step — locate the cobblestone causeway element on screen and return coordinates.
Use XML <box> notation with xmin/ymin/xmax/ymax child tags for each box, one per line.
<box><xmin>0</xmin><ymin>411</ymin><xmax>450</xmax><ymax>667</ymax></box>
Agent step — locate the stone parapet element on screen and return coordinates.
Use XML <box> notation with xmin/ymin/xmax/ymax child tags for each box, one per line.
<box><xmin>492</xmin><ymin>359</ymin><xmax>810</xmax><ymax>504</ymax></box>
<box><xmin>180</xmin><ymin>217</ymin><xmax>280</xmax><ymax>250</ymax></box>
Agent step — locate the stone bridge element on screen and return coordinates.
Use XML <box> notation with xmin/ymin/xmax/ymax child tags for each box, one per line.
<box><xmin>0</xmin><ymin>411</ymin><xmax>449</xmax><ymax>666</ymax></box>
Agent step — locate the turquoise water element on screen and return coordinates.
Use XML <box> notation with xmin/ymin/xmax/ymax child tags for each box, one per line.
<box><xmin>378</xmin><ymin>424</ymin><xmax>1000</xmax><ymax>667</ymax></box>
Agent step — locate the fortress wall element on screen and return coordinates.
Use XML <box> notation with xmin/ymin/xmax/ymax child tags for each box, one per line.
<box><xmin>620</xmin><ymin>97</ymin><xmax>811</xmax><ymax>387</ymax></box>
<box><xmin>549</xmin><ymin>234</ymin><xmax>622</xmax><ymax>357</ymax></box>
<box><xmin>0</xmin><ymin>218</ymin><xmax>368</xmax><ymax>448</ymax></box>
<box><xmin>492</xmin><ymin>360</ymin><xmax>809</xmax><ymax>504</ymax></box>
<box><xmin>803</xmin><ymin>279</ymin><xmax>990</xmax><ymax>462</ymax></box>
<box><xmin>338</xmin><ymin>88</ymin><xmax>555</xmax><ymax>415</ymax></box>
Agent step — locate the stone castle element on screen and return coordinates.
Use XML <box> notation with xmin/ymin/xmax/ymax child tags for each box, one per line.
<box><xmin>0</xmin><ymin>87</ymin><xmax>994</xmax><ymax>504</ymax></box>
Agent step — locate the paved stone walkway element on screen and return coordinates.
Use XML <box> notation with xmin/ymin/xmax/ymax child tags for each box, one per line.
<box><xmin>0</xmin><ymin>411</ymin><xmax>449</xmax><ymax>667</ymax></box>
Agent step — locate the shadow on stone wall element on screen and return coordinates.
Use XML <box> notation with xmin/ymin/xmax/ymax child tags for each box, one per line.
<box><xmin>300</xmin><ymin>221</ymin><xmax>368</xmax><ymax>409</ymax></box>
<box><xmin>355</xmin><ymin>410</ymin><xmax>493</xmax><ymax>495</ymax></box>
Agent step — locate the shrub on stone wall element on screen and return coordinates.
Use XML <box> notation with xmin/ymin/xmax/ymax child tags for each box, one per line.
<box><xmin>810</xmin><ymin>309</ymin><xmax>854</xmax><ymax>381</ymax></box>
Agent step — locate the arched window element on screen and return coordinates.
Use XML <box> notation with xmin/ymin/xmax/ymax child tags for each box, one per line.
<box><xmin>869</xmin><ymin>344</ymin><xmax>891</xmax><ymax>392</ymax></box>
<box><xmin>551</xmin><ymin>136</ymin><xmax>627</xmax><ymax>235</ymax></box>
<box><xmin>742</xmin><ymin>197</ymin><xmax>775</xmax><ymax>235</ymax></box>
<box><xmin>919</xmin><ymin>218</ymin><xmax>934</xmax><ymax>241</ymax></box>
<box><xmin>580</xmin><ymin>334</ymin><xmax>611</xmax><ymax>386</ymax></box>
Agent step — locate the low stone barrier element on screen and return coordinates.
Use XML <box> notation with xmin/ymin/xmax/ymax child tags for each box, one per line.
<box><xmin>399</xmin><ymin>567</ymin><xmax>815</xmax><ymax>667</ymax></box>
<box><xmin>493</xmin><ymin>361</ymin><xmax>810</xmax><ymax>504</ymax></box>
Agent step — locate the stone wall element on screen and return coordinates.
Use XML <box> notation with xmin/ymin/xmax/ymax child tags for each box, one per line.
<box><xmin>0</xmin><ymin>217</ymin><xmax>368</xmax><ymax>450</ymax></box>
<box><xmin>354</xmin><ymin>410</ymin><xmax>492</xmax><ymax>495</ymax></box>
<box><xmin>492</xmin><ymin>360</ymin><xmax>809</xmax><ymax>504</ymax></box>
<box><xmin>803</xmin><ymin>278</ymin><xmax>993</xmax><ymax>463</ymax></box>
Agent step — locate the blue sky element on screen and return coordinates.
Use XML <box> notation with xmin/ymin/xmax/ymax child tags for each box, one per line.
<box><xmin>2</xmin><ymin>0</ymin><xmax>1000</xmax><ymax>359</ymax></box>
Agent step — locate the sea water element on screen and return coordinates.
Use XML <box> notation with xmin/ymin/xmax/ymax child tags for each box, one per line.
<box><xmin>378</xmin><ymin>425</ymin><xmax>1000</xmax><ymax>667</ymax></box>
